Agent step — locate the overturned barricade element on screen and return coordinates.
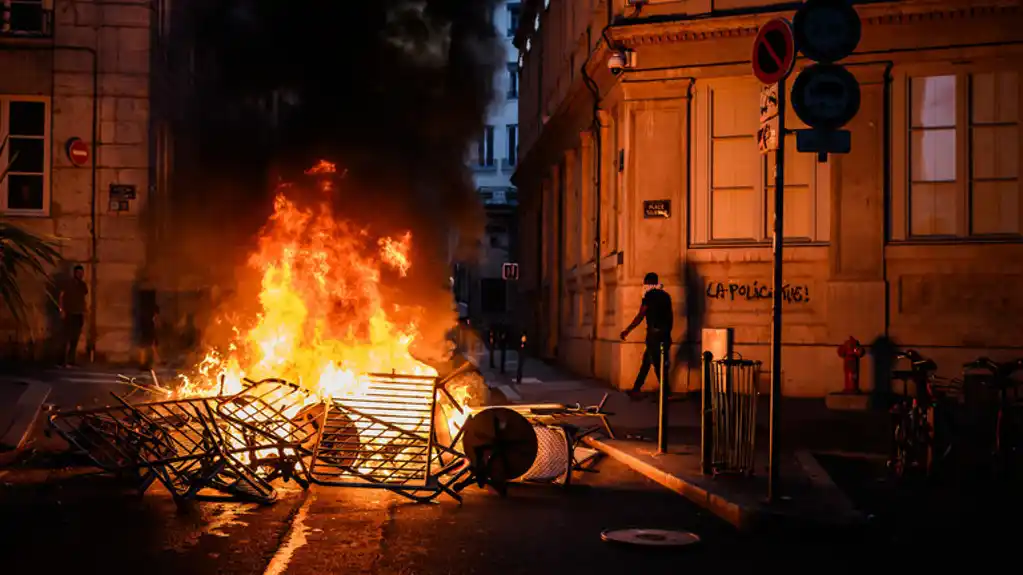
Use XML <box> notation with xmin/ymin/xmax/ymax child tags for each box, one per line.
<box><xmin>48</xmin><ymin>369</ymin><xmax>613</xmax><ymax>506</ymax></box>
<box><xmin>49</xmin><ymin>379</ymin><xmax>316</xmax><ymax>504</ymax></box>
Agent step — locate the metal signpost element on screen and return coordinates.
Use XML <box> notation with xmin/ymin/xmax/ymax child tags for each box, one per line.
<box><xmin>752</xmin><ymin>16</ymin><xmax>796</xmax><ymax>504</ymax></box>
<box><xmin>744</xmin><ymin>0</ymin><xmax>862</xmax><ymax>503</ymax></box>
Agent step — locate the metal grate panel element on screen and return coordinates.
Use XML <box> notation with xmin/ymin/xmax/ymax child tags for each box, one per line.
<box><xmin>518</xmin><ymin>424</ymin><xmax>570</xmax><ymax>483</ymax></box>
<box><xmin>49</xmin><ymin>394</ymin><xmax>279</xmax><ymax>504</ymax></box>
<box><xmin>308</xmin><ymin>373</ymin><xmax>437</xmax><ymax>488</ymax></box>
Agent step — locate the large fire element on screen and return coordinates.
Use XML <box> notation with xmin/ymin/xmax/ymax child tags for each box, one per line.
<box><xmin>178</xmin><ymin>161</ymin><xmax>470</xmax><ymax>438</ymax></box>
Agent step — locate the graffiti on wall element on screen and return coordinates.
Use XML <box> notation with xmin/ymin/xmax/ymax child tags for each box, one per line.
<box><xmin>705</xmin><ymin>281</ymin><xmax>810</xmax><ymax>304</ymax></box>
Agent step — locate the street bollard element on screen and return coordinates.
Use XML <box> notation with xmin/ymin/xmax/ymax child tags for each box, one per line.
<box><xmin>516</xmin><ymin>332</ymin><xmax>526</xmax><ymax>385</ymax></box>
<box><xmin>657</xmin><ymin>342</ymin><xmax>669</xmax><ymax>455</ymax></box>
<box><xmin>489</xmin><ymin>329</ymin><xmax>495</xmax><ymax>369</ymax></box>
<box><xmin>500</xmin><ymin>329</ymin><xmax>507</xmax><ymax>374</ymax></box>
<box><xmin>700</xmin><ymin>351</ymin><xmax>713</xmax><ymax>475</ymax></box>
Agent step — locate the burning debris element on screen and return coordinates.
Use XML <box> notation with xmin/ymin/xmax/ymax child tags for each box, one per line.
<box><xmin>48</xmin><ymin>371</ymin><xmax>612</xmax><ymax>505</ymax></box>
<box><xmin>46</xmin><ymin>163</ymin><xmax>610</xmax><ymax>505</ymax></box>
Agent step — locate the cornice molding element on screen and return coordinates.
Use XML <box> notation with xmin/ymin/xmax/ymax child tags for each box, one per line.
<box><xmin>609</xmin><ymin>2</ymin><xmax>1021</xmax><ymax>48</ymax></box>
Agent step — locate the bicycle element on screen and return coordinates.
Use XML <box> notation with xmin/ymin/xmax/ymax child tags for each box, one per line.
<box><xmin>887</xmin><ymin>350</ymin><xmax>960</xmax><ymax>482</ymax></box>
<box><xmin>961</xmin><ymin>356</ymin><xmax>1023</xmax><ymax>482</ymax></box>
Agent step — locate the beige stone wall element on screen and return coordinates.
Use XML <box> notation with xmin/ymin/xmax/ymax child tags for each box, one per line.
<box><xmin>0</xmin><ymin>0</ymin><xmax>153</xmax><ymax>361</ymax></box>
<box><xmin>514</xmin><ymin>1</ymin><xmax>1023</xmax><ymax>397</ymax></box>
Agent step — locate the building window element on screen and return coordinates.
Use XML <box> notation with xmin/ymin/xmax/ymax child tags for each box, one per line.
<box><xmin>690</xmin><ymin>79</ymin><xmax>827</xmax><ymax>245</ymax></box>
<box><xmin>4</xmin><ymin>0</ymin><xmax>48</xmax><ymax>35</ymax></box>
<box><xmin>480</xmin><ymin>278</ymin><xmax>507</xmax><ymax>313</ymax></box>
<box><xmin>2</xmin><ymin>97</ymin><xmax>49</xmax><ymax>215</ymax></box>
<box><xmin>478</xmin><ymin>126</ymin><xmax>495</xmax><ymax>167</ymax></box>
<box><xmin>507</xmin><ymin>63</ymin><xmax>519</xmax><ymax>100</ymax></box>
<box><xmin>506</xmin><ymin>2</ymin><xmax>520</xmax><ymax>37</ymax></box>
<box><xmin>507</xmin><ymin>124</ymin><xmax>518</xmax><ymax>166</ymax></box>
<box><xmin>898</xmin><ymin>72</ymin><xmax>1021</xmax><ymax>238</ymax></box>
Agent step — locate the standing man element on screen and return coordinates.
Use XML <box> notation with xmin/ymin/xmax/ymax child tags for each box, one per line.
<box><xmin>58</xmin><ymin>264</ymin><xmax>88</xmax><ymax>367</ymax></box>
<box><xmin>620</xmin><ymin>272</ymin><xmax>673</xmax><ymax>400</ymax></box>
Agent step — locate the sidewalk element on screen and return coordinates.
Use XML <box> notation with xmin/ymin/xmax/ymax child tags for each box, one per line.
<box><xmin>0</xmin><ymin>378</ymin><xmax>52</xmax><ymax>464</ymax></box>
<box><xmin>475</xmin><ymin>350</ymin><xmax>880</xmax><ymax>531</ymax></box>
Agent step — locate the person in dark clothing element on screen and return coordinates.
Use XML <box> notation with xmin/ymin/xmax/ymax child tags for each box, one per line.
<box><xmin>139</xmin><ymin>304</ymin><xmax>161</xmax><ymax>370</ymax></box>
<box><xmin>620</xmin><ymin>272</ymin><xmax>674</xmax><ymax>400</ymax></box>
<box><xmin>58</xmin><ymin>265</ymin><xmax>88</xmax><ymax>367</ymax></box>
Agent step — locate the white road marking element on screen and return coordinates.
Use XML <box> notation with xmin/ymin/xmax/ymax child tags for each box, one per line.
<box><xmin>498</xmin><ymin>385</ymin><xmax>522</xmax><ymax>402</ymax></box>
<box><xmin>263</xmin><ymin>490</ymin><xmax>315</xmax><ymax>575</ymax></box>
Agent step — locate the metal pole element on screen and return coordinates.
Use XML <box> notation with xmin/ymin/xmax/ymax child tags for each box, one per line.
<box><xmin>516</xmin><ymin>332</ymin><xmax>526</xmax><ymax>385</ymax></box>
<box><xmin>657</xmin><ymin>342</ymin><xmax>669</xmax><ymax>454</ymax></box>
<box><xmin>489</xmin><ymin>329</ymin><xmax>495</xmax><ymax>369</ymax></box>
<box><xmin>768</xmin><ymin>77</ymin><xmax>786</xmax><ymax>503</ymax></box>
<box><xmin>500</xmin><ymin>329</ymin><xmax>507</xmax><ymax>374</ymax></box>
<box><xmin>700</xmin><ymin>351</ymin><xmax>713</xmax><ymax>475</ymax></box>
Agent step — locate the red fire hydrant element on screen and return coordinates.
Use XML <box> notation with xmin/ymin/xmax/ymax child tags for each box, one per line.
<box><xmin>837</xmin><ymin>336</ymin><xmax>866</xmax><ymax>394</ymax></box>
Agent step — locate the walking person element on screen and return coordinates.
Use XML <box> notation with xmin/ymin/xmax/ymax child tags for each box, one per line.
<box><xmin>58</xmin><ymin>265</ymin><xmax>88</xmax><ymax>367</ymax></box>
<box><xmin>620</xmin><ymin>272</ymin><xmax>673</xmax><ymax>400</ymax></box>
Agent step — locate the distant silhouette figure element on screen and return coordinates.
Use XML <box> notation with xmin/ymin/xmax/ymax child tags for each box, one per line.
<box><xmin>58</xmin><ymin>265</ymin><xmax>88</xmax><ymax>367</ymax></box>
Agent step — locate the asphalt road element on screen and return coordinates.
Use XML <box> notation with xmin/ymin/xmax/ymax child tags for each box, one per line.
<box><xmin>0</xmin><ymin>455</ymin><xmax>900</xmax><ymax>575</ymax></box>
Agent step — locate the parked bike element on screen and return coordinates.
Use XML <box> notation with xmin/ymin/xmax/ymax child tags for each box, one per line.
<box><xmin>961</xmin><ymin>356</ymin><xmax>1023</xmax><ymax>482</ymax></box>
<box><xmin>887</xmin><ymin>350</ymin><xmax>960</xmax><ymax>482</ymax></box>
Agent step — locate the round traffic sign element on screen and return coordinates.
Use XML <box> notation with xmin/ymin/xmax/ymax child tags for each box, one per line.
<box><xmin>790</xmin><ymin>64</ymin><xmax>861</xmax><ymax>130</ymax></box>
<box><xmin>752</xmin><ymin>18</ymin><xmax>796</xmax><ymax>85</ymax></box>
<box><xmin>793</xmin><ymin>0</ymin><xmax>862</xmax><ymax>63</ymax></box>
<box><xmin>66</xmin><ymin>137</ymin><xmax>90</xmax><ymax>167</ymax></box>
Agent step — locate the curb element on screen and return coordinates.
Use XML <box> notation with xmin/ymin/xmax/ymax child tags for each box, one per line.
<box><xmin>0</xmin><ymin>378</ymin><xmax>52</xmax><ymax>455</ymax></box>
<box><xmin>581</xmin><ymin>435</ymin><xmax>868</xmax><ymax>532</ymax></box>
<box><xmin>581</xmin><ymin>435</ymin><xmax>752</xmax><ymax>530</ymax></box>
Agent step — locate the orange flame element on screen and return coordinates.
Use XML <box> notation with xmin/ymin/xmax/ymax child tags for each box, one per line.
<box><xmin>177</xmin><ymin>161</ymin><xmax>476</xmax><ymax>451</ymax></box>
<box><xmin>180</xmin><ymin>175</ymin><xmax>434</xmax><ymax>398</ymax></box>
<box><xmin>304</xmin><ymin>159</ymin><xmax>337</xmax><ymax>175</ymax></box>
<box><xmin>378</xmin><ymin>232</ymin><xmax>412</xmax><ymax>277</ymax></box>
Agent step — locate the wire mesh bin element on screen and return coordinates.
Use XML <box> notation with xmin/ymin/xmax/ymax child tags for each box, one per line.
<box><xmin>704</xmin><ymin>354</ymin><xmax>761</xmax><ymax>476</ymax></box>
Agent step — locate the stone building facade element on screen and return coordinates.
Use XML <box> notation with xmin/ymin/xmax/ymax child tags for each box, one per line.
<box><xmin>458</xmin><ymin>1</ymin><xmax>523</xmax><ymax>330</ymax></box>
<box><xmin>0</xmin><ymin>0</ymin><xmax>172</xmax><ymax>362</ymax></box>
<box><xmin>512</xmin><ymin>0</ymin><xmax>1023</xmax><ymax>397</ymax></box>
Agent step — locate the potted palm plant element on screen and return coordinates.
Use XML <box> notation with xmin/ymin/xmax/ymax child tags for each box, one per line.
<box><xmin>0</xmin><ymin>134</ymin><xmax>63</xmax><ymax>360</ymax></box>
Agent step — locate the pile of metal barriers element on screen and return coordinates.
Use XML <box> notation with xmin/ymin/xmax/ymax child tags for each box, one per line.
<box><xmin>48</xmin><ymin>369</ymin><xmax>613</xmax><ymax>506</ymax></box>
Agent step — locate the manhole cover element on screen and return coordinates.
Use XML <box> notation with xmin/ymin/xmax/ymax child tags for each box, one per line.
<box><xmin>600</xmin><ymin>529</ymin><xmax>701</xmax><ymax>547</ymax></box>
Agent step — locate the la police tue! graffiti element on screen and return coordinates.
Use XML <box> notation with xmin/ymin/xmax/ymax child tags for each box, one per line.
<box><xmin>705</xmin><ymin>280</ymin><xmax>810</xmax><ymax>304</ymax></box>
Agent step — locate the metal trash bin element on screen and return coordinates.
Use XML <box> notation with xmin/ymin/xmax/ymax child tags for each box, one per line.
<box><xmin>704</xmin><ymin>353</ymin><xmax>761</xmax><ymax>476</ymax></box>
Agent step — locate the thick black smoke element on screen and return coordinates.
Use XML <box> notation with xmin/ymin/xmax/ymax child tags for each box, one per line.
<box><xmin>167</xmin><ymin>0</ymin><xmax>503</xmax><ymax>357</ymax></box>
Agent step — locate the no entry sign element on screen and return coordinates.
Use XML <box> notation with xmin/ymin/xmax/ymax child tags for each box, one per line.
<box><xmin>66</xmin><ymin>137</ymin><xmax>90</xmax><ymax>167</ymax></box>
<box><xmin>752</xmin><ymin>18</ymin><xmax>796</xmax><ymax>85</ymax></box>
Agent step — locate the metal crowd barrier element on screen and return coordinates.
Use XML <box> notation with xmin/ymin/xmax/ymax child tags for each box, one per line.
<box><xmin>50</xmin><ymin>393</ymin><xmax>279</xmax><ymax>504</ymax></box>
<box><xmin>305</xmin><ymin>372</ymin><xmax>471</xmax><ymax>503</ymax></box>
<box><xmin>702</xmin><ymin>353</ymin><xmax>761</xmax><ymax>476</ymax></box>
<box><xmin>49</xmin><ymin>366</ymin><xmax>611</xmax><ymax>506</ymax></box>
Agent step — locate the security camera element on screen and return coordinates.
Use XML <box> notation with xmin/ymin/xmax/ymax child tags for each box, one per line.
<box><xmin>607</xmin><ymin>50</ymin><xmax>635</xmax><ymax>76</ymax></box>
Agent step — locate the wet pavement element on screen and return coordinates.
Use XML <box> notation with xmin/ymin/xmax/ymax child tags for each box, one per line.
<box><xmin>0</xmin><ymin>456</ymin><xmax>903</xmax><ymax>575</ymax></box>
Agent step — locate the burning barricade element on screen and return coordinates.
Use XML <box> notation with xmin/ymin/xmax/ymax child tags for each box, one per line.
<box><xmin>46</xmin><ymin>162</ymin><xmax>611</xmax><ymax>505</ymax></box>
